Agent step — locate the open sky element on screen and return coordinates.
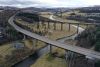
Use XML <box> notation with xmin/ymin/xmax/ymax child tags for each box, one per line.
<box><xmin>0</xmin><ymin>0</ymin><xmax>100</xmax><ymax>8</ymax></box>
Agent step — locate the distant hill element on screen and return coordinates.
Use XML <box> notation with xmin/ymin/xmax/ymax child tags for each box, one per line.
<box><xmin>0</xmin><ymin>6</ymin><xmax>71</xmax><ymax>13</ymax></box>
<box><xmin>21</xmin><ymin>7</ymin><xmax>71</xmax><ymax>13</ymax></box>
<box><xmin>1</xmin><ymin>6</ymin><xmax>100</xmax><ymax>13</ymax></box>
<box><xmin>75</xmin><ymin>5</ymin><xmax>100</xmax><ymax>13</ymax></box>
<box><xmin>0</xmin><ymin>6</ymin><xmax>19</xmax><ymax>10</ymax></box>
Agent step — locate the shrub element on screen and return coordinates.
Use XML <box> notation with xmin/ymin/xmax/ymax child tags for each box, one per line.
<box><xmin>94</xmin><ymin>42</ymin><xmax>100</xmax><ymax>52</ymax></box>
<box><xmin>95</xmin><ymin>61</ymin><xmax>100</xmax><ymax>67</ymax></box>
<box><xmin>46</xmin><ymin>53</ymin><xmax>54</xmax><ymax>62</ymax></box>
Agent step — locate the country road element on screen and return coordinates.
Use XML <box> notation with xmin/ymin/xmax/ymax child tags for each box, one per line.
<box><xmin>49</xmin><ymin>15</ymin><xmax>85</xmax><ymax>43</ymax></box>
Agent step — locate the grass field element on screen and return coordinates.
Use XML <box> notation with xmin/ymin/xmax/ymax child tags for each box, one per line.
<box><xmin>0</xmin><ymin>39</ymin><xmax>46</xmax><ymax>57</ymax></box>
<box><xmin>23</xmin><ymin>39</ymin><xmax>46</xmax><ymax>50</ymax></box>
<box><xmin>16</xmin><ymin>19</ymin><xmax>77</xmax><ymax>40</ymax></box>
<box><xmin>0</xmin><ymin>39</ymin><xmax>48</xmax><ymax>66</ymax></box>
<box><xmin>0</xmin><ymin>44</ymin><xmax>15</xmax><ymax>57</ymax></box>
<box><xmin>39</xmin><ymin>12</ymin><xmax>53</xmax><ymax>18</ymax></box>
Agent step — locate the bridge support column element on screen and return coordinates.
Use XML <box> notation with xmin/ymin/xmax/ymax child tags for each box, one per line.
<box><xmin>53</xmin><ymin>22</ymin><xmax>56</xmax><ymax>30</ymax></box>
<box><xmin>37</xmin><ymin>23</ymin><xmax>40</xmax><ymax>29</ymax></box>
<box><xmin>77</xmin><ymin>24</ymin><xmax>79</xmax><ymax>34</ymax></box>
<box><xmin>65</xmin><ymin>51</ymin><xmax>78</xmax><ymax>67</ymax></box>
<box><xmin>32</xmin><ymin>39</ymin><xmax>35</xmax><ymax>50</ymax></box>
<box><xmin>61</xmin><ymin>23</ymin><xmax>63</xmax><ymax>31</ymax></box>
<box><xmin>23</xmin><ymin>35</ymin><xmax>26</xmax><ymax>40</ymax></box>
<box><xmin>68</xmin><ymin>23</ymin><xmax>71</xmax><ymax>31</ymax></box>
<box><xmin>65</xmin><ymin>50</ymin><xmax>91</xmax><ymax>67</ymax></box>
<box><xmin>49</xmin><ymin>44</ymin><xmax>52</xmax><ymax>54</ymax></box>
<box><xmin>48</xmin><ymin>44</ymin><xmax>52</xmax><ymax>54</ymax></box>
<box><xmin>45</xmin><ymin>43</ymin><xmax>52</xmax><ymax>54</ymax></box>
<box><xmin>85</xmin><ymin>56</ymin><xmax>97</xmax><ymax>67</ymax></box>
<box><xmin>48</xmin><ymin>21</ymin><xmax>50</xmax><ymax>29</ymax></box>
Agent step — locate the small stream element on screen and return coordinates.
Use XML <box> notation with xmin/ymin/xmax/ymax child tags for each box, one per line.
<box><xmin>12</xmin><ymin>45</ymin><xmax>50</xmax><ymax>67</ymax></box>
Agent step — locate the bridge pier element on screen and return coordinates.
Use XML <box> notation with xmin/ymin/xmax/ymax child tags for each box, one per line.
<box><xmin>65</xmin><ymin>50</ymin><xmax>96</xmax><ymax>67</ymax></box>
<box><xmin>37</xmin><ymin>23</ymin><xmax>40</xmax><ymax>29</ymax></box>
<box><xmin>77</xmin><ymin>24</ymin><xmax>79</xmax><ymax>34</ymax></box>
<box><xmin>49</xmin><ymin>44</ymin><xmax>52</xmax><ymax>54</ymax></box>
<box><xmin>65</xmin><ymin>51</ymin><xmax>76</xmax><ymax>67</ymax></box>
<box><xmin>46</xmin><ymin>43</ymin><xmax>52</xmax><ymax>54</ymax></box>
<box><xmin>61</xmin><ymin>23</ymin><xmax>63</xmax><ymax>31</ymax></box>
<box><xmin>48</xmin><ymin>21</ymin><xmax>50</xmax><ymax>29</ymax></box>
<box><xmin>85</xmin><ymin>56</ymin><xmax>98</xmax><ymax>67</ymax></box>
<box><xmin>32</xmin><ymin>38</ymin><xmax>36</xmax><ymax>50</ymax></box>
<box><xmin>23</xmin><ymin>35</ymin><xmax>26</xmax><ymax>40</ymax></box>
<box><xmin>68</xmin><ymin>23</ymin><xmax>71</xmax><ymax>31</ymax></box>
<box><xmin>41</xmin><ymin>22</ymin><xmax>47</xmax><ymax>30</ymax></box>
<box><xmin>53</xmin><ymin>22</ymin><xmax>56</xmax><ymax>30</ymax></box>
<box><xmin>65</xmin><ymin>50</ymin><xmax>87</xmax><ymax>67</ymax></box>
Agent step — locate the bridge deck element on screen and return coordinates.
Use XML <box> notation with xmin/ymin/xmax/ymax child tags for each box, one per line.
<box><xmin>8</xmin><ymin>16</ymin><xmax>100</xmax><ymax>59</ymax></box>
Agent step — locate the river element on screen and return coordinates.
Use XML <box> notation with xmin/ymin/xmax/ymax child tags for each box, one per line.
<box><xmin>12</xmin><ymin>45</ymin><xmax>50</xmax><ymax>67</ymax></box>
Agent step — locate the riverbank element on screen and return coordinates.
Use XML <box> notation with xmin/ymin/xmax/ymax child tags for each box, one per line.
<box><xmin>11</xmin><ymin>39</ymin><xmax>48</xmax><ymax>67</ymax></box>
<box><xmin>0</xmin><ymin>38</ymin><xmax>47</xmax><ymax>67</ymax></box>
<box><xmin>12</xmin><ymin>52</ymin><xmax>38</xmax><ymax>67</ymax></box>
<box><xmin>12</xmin><ymin>44</ymin><xmax>49</xmax><ymax>67</ymax></box>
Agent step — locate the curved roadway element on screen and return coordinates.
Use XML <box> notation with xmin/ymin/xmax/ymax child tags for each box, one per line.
<box><xmin>50</xmin><ymin>15</ymin><xmax>85</xmax><ymax>42</ymax></box>
<box><xmin>8</xmin><ymin>15</ymin><xmax>100</xmax><ymax>59</ymax></box>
